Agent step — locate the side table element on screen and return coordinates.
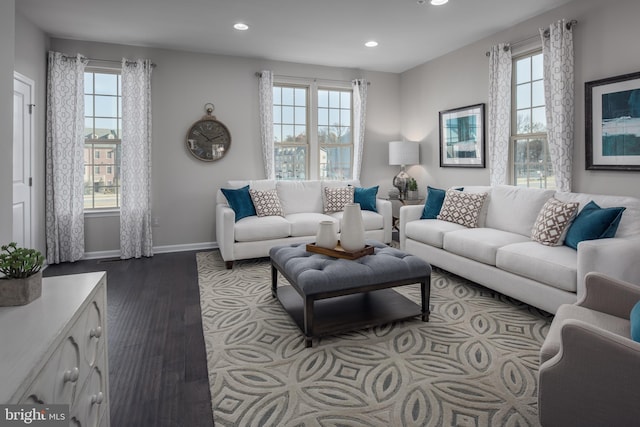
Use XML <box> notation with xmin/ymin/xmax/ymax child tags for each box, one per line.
<box><xmin>386</xmin><ymin>197</ymin><xmax>424</xmax><ymax>230</ymax></box>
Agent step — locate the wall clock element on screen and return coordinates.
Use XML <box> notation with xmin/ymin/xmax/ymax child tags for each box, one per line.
<box><xmin>186</xmin><ymin>103</ymin><xmax>231</xmax><ymax>162</ymax></box>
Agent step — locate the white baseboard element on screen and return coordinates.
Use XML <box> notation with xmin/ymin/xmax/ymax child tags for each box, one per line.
<box><xmin>82</xmin><ymin>242</ymin><xmax>219</xmax><ymax>260</ymax></box>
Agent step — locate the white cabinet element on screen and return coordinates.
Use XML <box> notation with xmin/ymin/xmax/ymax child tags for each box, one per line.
<box><xmin>0</xmin><ymin>272</ymin><xmax>110</xmax><ymax>427</ymax></box>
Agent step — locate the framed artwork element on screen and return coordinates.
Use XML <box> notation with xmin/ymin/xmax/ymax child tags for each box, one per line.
<box><xmin>586</xmin><ymin>71</ymin><xmax>640</xmax><ymax>171</ymax></box>
<box><xmin>439</xmin><ymin>103</ymin><xmax>485</xmax><ymax>168</ymax></box>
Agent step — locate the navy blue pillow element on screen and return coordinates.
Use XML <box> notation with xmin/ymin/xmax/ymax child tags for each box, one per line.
<box><xmin>221</xmin><ymin>185</ymin><xmax>256</xmax><ymax>221</ymax></box>
<box><xmin>631</xmin><ymin>300</ymin><xmax>640</xmax><ymax>342</ymax></box>
<box><xmin>564</xmin><ymin>201</ymin><xmax>626</xmax><ymax>250</ymax></box>
<box><xmin>421</xmin><ymin>186</ymin><xmax>463</xmax><ymax>219</ymax></box>
<box><xmin>354</xmin><ymin>186</ymin><xmax>378</xmax><ymax>212</ymax></box>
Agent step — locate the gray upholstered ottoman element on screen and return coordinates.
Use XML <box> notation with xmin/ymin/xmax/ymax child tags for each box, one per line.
<box><xmin>269</xmin><ymin>240</ymin><xmax>431</xmax><ymax>347</ymax></box>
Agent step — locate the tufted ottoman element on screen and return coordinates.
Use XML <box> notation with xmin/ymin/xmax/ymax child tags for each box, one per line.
<box><xmin>270</xmin><ymin>240</ymin><xmax>431</xmax><ymax>347</ymax></box>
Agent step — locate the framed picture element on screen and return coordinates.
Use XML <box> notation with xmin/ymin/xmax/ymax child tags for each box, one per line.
<box><xmin>439</xmin><ymin>103</ymin><xmax>485</xmax><ymax>168</ymax></box>
<box><xmin>586</xmin><ymin>71</ymin><xmax>640</xmax><ymax>170</ymax></box>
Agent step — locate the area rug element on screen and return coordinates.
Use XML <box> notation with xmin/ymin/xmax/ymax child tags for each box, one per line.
<box><xmin>197</xmin><ymin>250</ymin><xmax>552</xmax><ymax>427</ymax></box>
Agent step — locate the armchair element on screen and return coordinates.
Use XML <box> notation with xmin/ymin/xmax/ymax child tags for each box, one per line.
<box><xmin>538</xmin><ymin>272</ymin><xmax>640</xmax><ymax>426</ymax></box>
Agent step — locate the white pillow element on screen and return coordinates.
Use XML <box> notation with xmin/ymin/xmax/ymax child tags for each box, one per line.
<box><xmin>531</xmin><ymin>197</ymin><xmax>579</xmax><ymax>246</ymax></box>
<box><xmin>249</xmin><ymin>189</ymin><xmax>284</xmax><ymax>217</ymax></box>
<box><xmin>323</xmin><ymin>186</ymin><xmax>354</xmax><ymax>213</ymax></box>
<box><xmin>437</xmin><ymin>189</ymin><xmax>488</xmax><ymax>228</ymax></box>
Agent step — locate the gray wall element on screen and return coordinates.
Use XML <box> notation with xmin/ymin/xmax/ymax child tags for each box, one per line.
<box><xmin>0</xmin><ymin>1</ymin><xmax>15</xmax><ymax>245</ymax></box>
<box><xmin>400</xmin><ymin>0</ymin><xmax>640</xmax><ymax>199</ymax></box>
<box><xmin>48</xmin><ymin>39</ymin><xmax>401</xmax><ymax>253</ymax></box>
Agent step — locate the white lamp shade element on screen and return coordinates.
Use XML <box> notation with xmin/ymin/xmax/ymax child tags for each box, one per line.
<box><xmin>389</xmin><ymin>141</ymin><xmax>419</xmax><ymax>166</ymax></box>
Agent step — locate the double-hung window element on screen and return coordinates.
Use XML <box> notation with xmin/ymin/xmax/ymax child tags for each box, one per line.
<box><xmin>84</xmin><ymin>69</ymin><xmax>122</xmax><ymax>209</ymax></box>
<box><xmin>273</xmin><ymin>79</ymin><xmax>353</xmax><ymax>180</ymax></box>
<box><xmin>511</xmin><ymin>51</ymin><xmax>554</xmax><ymax>189</ymax></box>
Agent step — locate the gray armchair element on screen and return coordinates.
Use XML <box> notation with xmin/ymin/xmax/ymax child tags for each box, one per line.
<box><xmin>538</xmin><ymin>272</ymin><xmax>640</xmax><ymax>427</ymax></box>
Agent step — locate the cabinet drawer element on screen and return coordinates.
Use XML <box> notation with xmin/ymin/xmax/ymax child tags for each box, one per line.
<box><xmin>70</xmin><ymin>351</ymin><xmax>108</xmax><ymax>427</ymax></box>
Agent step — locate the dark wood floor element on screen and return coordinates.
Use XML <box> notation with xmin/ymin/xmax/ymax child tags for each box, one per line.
<box><xmin>43</xmin><ymin>251</ymin><xmax>215</xmax><ymax>427</ymax></box>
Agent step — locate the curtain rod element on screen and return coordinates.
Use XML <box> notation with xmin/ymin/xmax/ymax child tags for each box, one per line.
<box><xmin>255</xmin><ymin>72</ymin><xmax>370</xmax><ymax>85</ymax></box>
<box><xmin>60</xmin><ymin>54</ymin><xmax>156</xmax><ymax>67</ymax></box>
<box><xmin>485</xmin><ymin>19</ymin><xmax>577</xmax><ymax>57</ymax></box>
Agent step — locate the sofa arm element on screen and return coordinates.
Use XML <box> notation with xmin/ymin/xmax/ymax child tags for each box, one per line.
<box><xmin>578</xmin><ymin>272</ymin><xmax>640</xmax><ymax>319</ymax></box>
<box><xmin>538</xmin><ymin>319</ymin><xmax>640</xmax><ymax>427</ymax></box>
<box><xmin>216</xmin><ymin>204</ymin><xmax>236</xmax><ymax>263</ymax></box>
<box><xmin>577</xmin><ymin>237</ymin><xmax>640</xmax><ymax>301</ymax></box>
<box><xmin>399</xmin><ymin>205</ymin><xmax>424</xmax><ymax>250</ymax></box>
<box><xmin>375</xmin><ymin>198</ymin><xmax>393</xmax><ymax>244</ymax></box>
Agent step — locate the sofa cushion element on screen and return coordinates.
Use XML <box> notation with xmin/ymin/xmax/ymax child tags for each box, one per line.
<box><xmin>421</xmin><ymin>186</ymin><xmax>448</xmax><ymax>219</ymax></box>
<box><xmin>234</xmin><ymin>215</ymin><xmax>291</xmax><ymax>242</ymax></box>
<box><xmin>324</xmin><ymin>186</ymin><xmax>355</xmax><ymax>213</ymax></box>
<box><xmin>563</xmin><ymin>201</ymin><xmax>626</xmax><ymax>250</ymax></box>
<box><xmin>220</xmin><ymin>185</ymin><xmax>256</xmax><ymax>221</ymax></box>
<box><xmin>437</xmin><ymin>190</ymin><xmax>488</xmax><ymax>228</ymax></box>
<box><xmin>531</xmin><ymin>197</ymin><xmax>579</xmax><ymax>246</ymax></box>
<box><xmin>485</xmin><ymin>185</ymin><xmax>555</xmax><ymax>237</ymax></box>
<box><xmin>249</xmin><ymin>189</ymin><xmax>285</xmax><ymax>217</ymax></box>
<box><xmin>443</xmin><ymin>228</ymin><xmax>530</xmax><ymax>266</ymax></box>
<box><xmin>277</xmin><ymin>180</ymin><xmax>323</xmax><ymax>215</ymax></box>
<box><xmin>496</xmin><ymin>242</ymin><xmax>578</xmax><ymax>292</ymax></box>
<box><xmin>405</xmin><ymin>219</ymin><xmax>466</xmax><ymax>248</ymax></box>
<box><xmin>286</xmin><ymin>213</ymin><xmax>338</xmax><ymax>237</ymax></box>
<box><xmin>354</xmin><ymin>186</ymin><xmax>378</xmax><ymax>212</ymax></box>
<box><xmin>217</xmin><ymin>179</ymin><xmax>276</xmax><ymax>205</ymax></box>
<box><xmin>329</xmin><ymin>210</ymin><xmax>384</xmax><ymax>232</ymax></box>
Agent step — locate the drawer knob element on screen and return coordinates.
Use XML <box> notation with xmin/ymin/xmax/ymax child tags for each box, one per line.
<box><xmin>90</xmin><ymin>326</ymin><xmax>102</xmax><ymax>338</ymax></box>
<box><xmin>91</xmin><ymin>392</ymin><xmax>104</xmax><ymax>405</ymax></box>
<box><xmin>63</xmin><ymin>367</ymin><xmax>79</xmax><ymax>383</ymax></box>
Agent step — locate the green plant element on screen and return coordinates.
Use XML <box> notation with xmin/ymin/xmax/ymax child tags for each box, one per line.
<box><xmin>408</xmin><ymin>178</ymin><xmax>418</xmax><ymax>192</ymax></box>
<box><xmin>0</xmin><ymin>242</ymin><xmax>44</xmax><ymax>279</ymax></box>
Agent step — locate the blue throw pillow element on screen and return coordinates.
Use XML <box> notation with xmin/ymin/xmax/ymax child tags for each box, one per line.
<box><xmin>354</xmin><ymin>186</ymin><xmax>378</xmax><ymax>212</ymax></box>
<box><xmin>221</xmin><ymin>185</ymin><xmax>256</xmax><ymax>221</ymax></box>
<box><xmin>421</xmin><ymin>186</ymin><xmax>463</xmax><ymax>219</ymax></box>
<box><xmin>631</xmin><ymin>300</ymin><xmax>640</xmax><ymax>342</ymax></box>
<box><xmin>564</xmin><ymin>201</ymin><xmax>626</xmax><ymax>250</ymax></box>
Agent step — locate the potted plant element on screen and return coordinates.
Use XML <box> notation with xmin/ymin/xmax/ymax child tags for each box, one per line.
<box><xmin>0</xmin><ymin>242</ymin><xmax>45</xmax><ymax>306</ymax></box>
<box><xmin>408</xmin><ymin>178</ymin><xmax>418</xmax><ymax>200</ymax></box>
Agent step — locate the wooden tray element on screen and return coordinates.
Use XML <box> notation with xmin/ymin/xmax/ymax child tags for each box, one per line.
<box><xmin>306</xmin><ymin>242</ymin><xmax>375</xmax><ymax>260</ymax></box>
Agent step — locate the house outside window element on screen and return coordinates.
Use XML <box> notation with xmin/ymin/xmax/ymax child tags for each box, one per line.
<box><xmin>511</xmin><ymin>51</ymin><xmax>554</xmax><ymax>189</ymax></box>
<box><xmin>273</xmin><ymin>79</ymin><xmax>353</xmax><ymax>180</ymax></box>
<box><xmin>84</xmin><ymin>69</ymin><xmax>122</xmax><ymax>209</ymax></box>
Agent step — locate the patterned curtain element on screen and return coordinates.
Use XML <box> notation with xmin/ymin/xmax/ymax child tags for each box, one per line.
<box><xmin>352</xmin><ymin>79</ymin><xmax>368</xmax><ymax>180</ymax></box>
<box><xmin>258</xmin><ymin>71</ymin><xmax>275</xmax><ymax>179</ymax></box>
<box><xmin>541</xmin><ymin>20</ymin><xmax>574</xmax><ymax>192</ymax></box>
<box><xmin>487</xmin><ymin>44</ymin><xmax>512</xmax><ymax>186</ymax></box>
<box><xmin>45</xmin><ymin>52</ymin><xmax>87</xmax><ymax>264</ymax></box>
<box><xmin>120</xmin><ymin>58</ymin><xmax>153</xmax><ymax>259</ymax></box>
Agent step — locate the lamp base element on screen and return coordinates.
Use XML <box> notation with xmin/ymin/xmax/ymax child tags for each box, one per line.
<box><xmin>393</xmin><ymin>168</ymin><xmax>411</xmax><ymax>199</ymax></box>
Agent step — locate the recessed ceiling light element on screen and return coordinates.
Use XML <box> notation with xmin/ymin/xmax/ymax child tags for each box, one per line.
<box><xmin>234</xmin><ymin>23</ymin><xmax>249</xmax><ymax>31</ymax></box>
<box><xmin>365</xmin><ymin>41</ymin><xmax>378</xmax><ymax>48</ymax></box>
<box><xmin>430</xmin><ymin>0</ymin><xmax>448</xmax><ymax>5</ymax></box>
<box><xmin>417</xmin><ymin>0</ymin><xmax>426</xmax><ymax>4</ymax></box>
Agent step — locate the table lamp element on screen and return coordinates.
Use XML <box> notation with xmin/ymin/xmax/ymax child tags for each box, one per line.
<box><xmin>389</xmin><ymin>141</ymin><xmax>419</xmax><ymax>199</ymax></box>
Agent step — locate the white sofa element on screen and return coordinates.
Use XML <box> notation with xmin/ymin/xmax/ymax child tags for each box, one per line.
<box><xmin>399</xmin><ymin>185</ymin><xmax>640</xmax><ymax>314</ymax></box>
<box><xmin>216</xmin><ymin>179</ymin><xmax>393</xmax><ymax>268</ymax></box>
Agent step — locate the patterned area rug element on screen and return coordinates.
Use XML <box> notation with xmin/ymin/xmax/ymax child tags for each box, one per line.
<box><xmin>197</xmin><ymin>250</ymin><xmax>552</xmax><ymax>427</ymax></box>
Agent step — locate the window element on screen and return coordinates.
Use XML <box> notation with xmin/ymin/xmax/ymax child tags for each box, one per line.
<box><xmin>273</xmin><ymin>80</ymin><xmax>353</xmax><ymax>180</ymax></box>
<box><xmin>84</xmin><ymin>70</ymin><xmax>121</xmax><ymax>209</ymax></box>
<box><xmin>511</xmin><ymin>51</ymin><xmax>554</xmax><ymax>189</ymax></box>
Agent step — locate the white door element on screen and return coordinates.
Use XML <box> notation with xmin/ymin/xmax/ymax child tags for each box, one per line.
<box><xmin>13</xmin><ymin>72</ymin><xmax>34</xmax><ymax>248</ymax></box>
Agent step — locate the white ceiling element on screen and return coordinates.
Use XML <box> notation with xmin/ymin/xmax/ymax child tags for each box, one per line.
<box><xmin>17</xmin><ymin>0</ymin><xmax>573</xmax><ymax>73</ymax></box>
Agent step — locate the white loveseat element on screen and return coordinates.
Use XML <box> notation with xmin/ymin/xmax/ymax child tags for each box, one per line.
<box><xmin>399</xmin><ymin>185</ymin><xmax>640</xmax><ymax>314</ymax></box>
<box><xmin>216</xmin><ymin>179</ymin><xmax>393</xmax><ymax>268</ymax></box>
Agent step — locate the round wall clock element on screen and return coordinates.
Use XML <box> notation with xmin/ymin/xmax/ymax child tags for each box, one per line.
<box><xmin>186</xmin><ymin>103</ymin><xmax>231</xmax><ymax>162</ymax></box>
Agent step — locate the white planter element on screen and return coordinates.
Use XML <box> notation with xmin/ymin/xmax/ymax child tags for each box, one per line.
<box><xmin>340</xmin><ymin>203</ymin><xmax>366</xmax><ymax>252</ymax></box>
<box><xmin>315</xmin><ymin>220</ymin><xmax>338</xmax><ymax>249</ymax></box>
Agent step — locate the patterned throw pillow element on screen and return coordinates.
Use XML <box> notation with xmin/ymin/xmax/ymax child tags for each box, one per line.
<box><xmin>531</xmin><ymin>197</ymin><xmax>579</xmax><ymax>246</ymax></box>
<box><xmin>324</xmin><ymin>186</ymin><xmax>354</xmax><ymax>213</ymax></box>
<box><xmin>249</xmin><ymin>189</ymin><xmax>284</xmax><ymax>217</ymax></box>
<box><xmin>437</xmin><ymin>189</ymin><xmax>488</xmax><ymax>228</ymax></box>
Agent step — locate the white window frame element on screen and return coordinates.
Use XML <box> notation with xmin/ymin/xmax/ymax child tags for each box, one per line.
<box><xmin>84</xmin><ymin>66</ymin><xmax>122</xmax><ymax>214</ymax></box>
<box><xmin>273</xmin><ymin>77</ymin><xmax>353</xmax><ymax>180</ymax></box>
<box><xmin>510</xmin><ymin>48</ymin><xmax>554</xmax><ymax>189</ymax></box>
